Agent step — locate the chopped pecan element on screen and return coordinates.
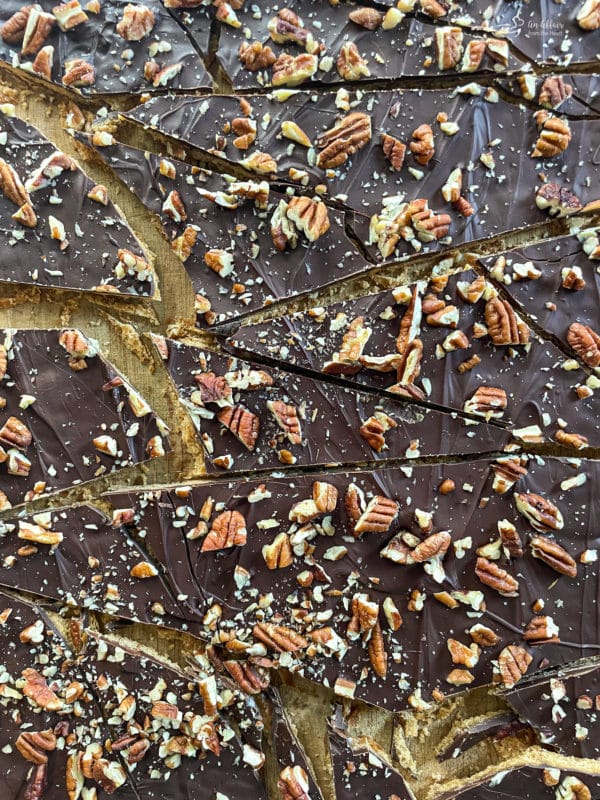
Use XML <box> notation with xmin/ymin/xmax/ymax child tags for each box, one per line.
<box><xmin>15</xmin><ymin>731</ymin><xmax>57</xmax><ymax>764</ymax></box>
<box><xmin>523</xmin><ymin>615</ymin><xmax>560</xmax><ymax>644</ymax></box>
<box><xmin>413</xmin><ymin>210</ymin><xmax>451</xmax><ymax>242</ymax></box>
<box><xmin>464</xmin><ymin>386</ymin><xmax>507</xmax><ymax>419</ymax></box>
<box><xmin>223</xmin><ymin>660</ymin><xmax>270</xmax><ymax>694</ymax></box>
<box><xmin>22</xmin><ymin>669</ymin><xmax>63</xmax><ymax>711</ymax></box>
<box><xmin>58</xmin><ymin>329</ymin><xmax>90</xmax><ymax>361</ymax></box>
<box><xmin>62</xmin><ymin>58</ymin><xmax>96</xmax><ymax>87</ymax></box>
<box><xmin>435</xmin><ymin>26</ymin><xmax>463</xmax><ymax>70</ymax></box>
<box><xmin>26</xmin><ymin>151</ymin><xmax>75</xmax><ymax>193</ymax></box>
<box><xmin>1</xmin><ymin>6</ymin><xmax>33</xmax><ymax>44</ymax></box>
<box><xmin>485</xmin><ymin>297</ymin><xmax>529</xmax><ymax>345</ymax></box>
<box><xmin>530</xmin><ymin>535</ymin><xmax>577</xmax><ymax>577</ymax></box>
<box><xmin>411</xmin><ymin>531</ymin><xmax>452</xmax><ymax>562</ymax></box>
<box><xmin>0</xmin><ymin>158</ymin><xmax>29</xmax><ymax>207</ymax></box>
<box><xmin>116</xmin><ymin>3</ymin><xmax>155</xmax><ymax>40</ymax></box>
<box><xmin>271</xmin><ymin>52</ymin><xmax>318</xmax><ymax>87</ymax></box>
<box><xmin>577</xmin><ymin>0</ymin><xmax>600</xmax><ymax>29</ymax></box>
<box><xmin>532</xmin><ymin>112</ymin><xmax>571</xmax><ymax>158</ymax></box>
<box><xmin>536</xmin><ymin>182</ymin><xmax>582</xmax><ymax>217</ymax></box>
<box><xmin>0</xmin><ymin>416</ymin><xmax>32</xmax><ymax>449</ymax></box>
<box><xmin>268</xmin><ymin>9</ymin><xmax>320</xmax><ymax>53</ymax></box>
<box><xmin>354</xmin><ymin>495</ymin><xmax>399</xmax><ymax>536</ymax></box>
<box><xmin>394</xmin><ymin>339</ymin><xmax>423</xmax><ymax>386</ymax></box>
<box><xmin>368</xmin><ymin>622</ymin><xmax>387</xmax><ymax>677</ymax></box>
<box><xmin>496</xmin><ymin>644</ymin><xmax>532</xmax><ymax>688</ymax></box>
<box><xmin>498</xmin><ymin>519</ymin><xmax>523</xmax><ymax>558</ymax></box>
<box><xmin>278</xmin><ymin>765</ymin><xmax>310</xmax><ymax>800</ymax></box>
<box><xmin>475</xmin><ymin>556</ymin><xmax>519</xmax><ymax>596</ymax></box>
<box><xmin>555</xmin><ymin>429</ymin><xmax>588</xmax><ymax>450</ymax></box>
<box><xmin>460</xmin><ymin>39</ymin><xmax>486</xmax><ymax>72</ymax></box>
<box><xmin>421</xmin><ymin>0</ymin><xmax>448</xmax><ymax>17</ymax></box>
<box><xmin>561</xmin><ymin>266</ymin><xmax>586</xmax><ymax>291</ymax></box>
<box><xmin>381</xmin><ymin>133</ymin><xmax>406</xmax><ymax>171</ymax></box>
<box><xmin>263</xmin><ymin>532</ymin><xmax>294</xmax><ymax>569</ymax></box>
<box><xmin>253</xmin><ymin>622</ymin><xmax>307</xmax><ymax>652</ymax></box>
<box><xmin>195</xmin><ymin>372</ymin><xmax>232</xmax><ymax>406</ymax></box>
<box><xmin>22</xmin><ymin>6</ymin><xmax>55</xmax><ymax>56</ymax></box>
<box><xmin>557</xmin><ymin>777</ymin><xmax>592</xmax><ymax>800</ymax></box>
<box><xmin>410</xmin><ymin>124</ymin><xmax>435</xmax><ymax>166</ymax></box>
<box><xmin>359</xmin><ymin>411</ymin><xmax>397</xmax><ymax>452</ymax></box>
<box><xmin>25</xmin><ymin>764</ymin><xmax>47</xmax><ymax>800</ymax></box>
<box><xmin>316</xmin><ymin>112</ymin><xmax>372</xmax><ymax>170</ymax></box>
<box><xmin>349</xmin><ymin>7</ymin><xmax>384</xmax><ymax>28</ymax></box>
<box><xmin>491</xmin><ymin>456</ymin><xmax>528</xmax><ymax>493</ymax></box>
<box><xmin>238</xmin><ymin>40</ymin><xmax>276</xmax><ymax>71</ymax></box>
<box><xmin>231</xmin><ymin>116</ymin><xmax>257</xmax><ymax>150</ymax></box>
<box><xmin>267</xmin><ymin>400</ymin><xmax>302</xmax><ymax>444</ymax></box>
<box><xmin>218</xmin><ymin>404</ymin><xmax>260</xmax><ymax>451</ymax></box>
<box><xmin>337</xmin><ymin>42</ymin><xmax>370</xmax><ymax>80</ymax></box>
<box><xmin>286</xmin><ymin>195</ymin><xmax>330</xmax><ymax>242</ymax></box>
<box><xmin>91</xmin><ymin>759</ymin><xmax>127</xmax><ymax>794</ymax></box>
<box><xmin>313</xmin><ymin>481</ymin><xmax>338</xmax><ymax>513</ymax></box>
<box><xmin>567</xmin><ymin>322</ymin><xmax>600</xmax><ymax>367</ymax></box>
<box><xmin>514</xmin><ymin>492</ymin><xmax>564</xmax><ymax>532</ymax></box>
<box><xmin>202</xmin><ymin>510</ymin><xmax>247</xmax><ymax>552</ymax></box>
<box><xmin>469</xmin><ymin>624</ymin><xmax>500</xmax><ymax>647</ymax></box>
<box><xmin>323</xmin><ymin>316</ymin><xmax>371</xmax><ymax>375</ymax></box>
<box><xmin>348</xmin><ymin>593</ymin><xmax>379</xmax><ymax>641</ymax></box>
<box><xmin>345</xmin><ymin>483</ymin><xmax>365</xmax><ymax>522</ymax></box>
<box><xmin>539</xmin><ymin>76</ymin><xmax>573</xmax><ymax>109</ymax></box>
<box><xmin>162</xmin><ymin>189</ymin><xmax>187</xmax><ymax>222</ymax></box>
<box><xmin>448</xmin><ymin>639</ymin><xmax>480</xmax><ymax>668</ymax></box>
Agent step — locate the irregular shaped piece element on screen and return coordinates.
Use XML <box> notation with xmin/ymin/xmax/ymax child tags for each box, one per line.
<box><xmin>0</xmin><ymin>108</ymin><xmax>155</xmax><ymax>295</ymax></box>
<box><xmin>0</xmin><ymin>328</ymin><xmax>168</xmax><ymax>507</ymax></box>
<box><xmin>122</xmin><ymin>88</ymin><xmax>600</xmax><ymax>261</ymax></box>
<box><xmin>453</xmin><ymin>767</ymin><xmax>600</xmax><ymax>800</ymax></box>
<box><xmin>78</xmin><ymin>132</ymin><xmax>370</xmax><ymax>326</ymax></box>
<box><xmin>0</xmin><ymin>0</ymin><xmax>212</xmax><ymax>95</ymax></box>
<box><xmin>229</xmin><ymin>269</ymin><xmax>599</xmax><ymax>447</ymax></box>
<box><xmin>106</xmin><ymin>456</ymin><xmax>600</xmax><ymax>710</ymax></box>
<box><xmin>157</xmin><ymin>337</ymin><xmax>509</xmax><ymax>474</ymax></box>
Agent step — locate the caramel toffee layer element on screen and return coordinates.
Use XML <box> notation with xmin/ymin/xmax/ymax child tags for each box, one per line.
<box><xmin>229</xmin><ymin>268</ymin><xmax>599</xmax><ymax>448</ymax></box>
<box><xmin>122</xmin><ymin>86</ymin><xmax>600</xmax><ymax>262</ymax></box>
<box><xmin>0</xmin><ymin>590</ymin><xmax>270</xmax><ymax>800</ymax></box>
<box><xmin>0</xmin><ymin>0</ymin><xmax>212</xmax><ymax>96</ymax></box>
<box><xmin>86</xmin><ymin>456</ymin><xmax>600</xmax><ymax>711</ymax></box>
<box><xmin>0</xmin><ymin>108</ymin><xmax>155</xmax><ymax>296</ymax></box>
<box><xmin>158</xmin><ymin>336</ymin><xmax>509</xmax><ymax>474</ymax></box>
<box><xmin>0</xmin><ymin>328</ymin><xmax>168</xmax><ymax>508</ymax></box>
<box><xmin>502</xmin><ymin>660</ymin><xmax>600</xmax><ymax>760</ymax></box>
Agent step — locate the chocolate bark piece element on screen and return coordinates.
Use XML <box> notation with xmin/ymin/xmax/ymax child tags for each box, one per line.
<box><xmin>77</xmin><ymin>132</ymin><xmax>371</xmax><ymax>327</ymax></box>
<box><xmin>228</xmin><ymin>269</ymin><xmax>599</xmax><ymax>447</ymax></box>
<box><xmin>121</xmin><ymin>87</ymin><xmax>600</xmax><ymax>264</ymax></box>
<box><xmin>452</xmin><ymin>767</ymin><xmax>600</xmax><ymax>800</ymax></box>
<box><xmin>328</xmin><ymin>727</ymin><xmax>414</xmax><ymax>800</ymax></box>
<box><xmin>502</xmin><ymin>660</ymin><xmax>600</xmax><ymax>760</ymax></box>
<box><xmin>0</xmin><ymin>328</ymin><xmax>168</xmax><ymax>507</ymax></box>
<box><xmin>497</xmin><ymin>74</ymin><xmax>600</xmax><ymax>117</ymax></box>
<box><xmin>0</xmin><ymin>0</ymin><xmax>212</xmax><ymax>96</ymax></box>
<box><xmin>270</xmin><ymin>688</ymin><xmax>325</xmax><ymax>800</ymax></box>
<box><xmin>108</xmin><ymin>456</ymin><xmax>600</xmax><ymax>711</ymax></box>
<box><xmin>179</xmin><ymin>1</ymin><xmax>524</xmax><ymax>90</ymax></box>
<box><xmin>158</xmin><ymin>336</ymin><xmax>509</xmax><ymax>474</ymax></box>
<box><xmin>0</xmin><ymin>503</ymin><xmax>198</xmax><ymax>633</ymax></box>
<box><xmin>0</xmin><ymin>107</ymin><xmax>156</xmax><ymax>296</ymax></box>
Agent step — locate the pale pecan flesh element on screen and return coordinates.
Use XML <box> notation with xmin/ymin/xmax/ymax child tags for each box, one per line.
<box><xmin>514</xmin><ymin>492</ymin><xmax>564</xmax><ymax>532</ymax></box>
<box><xmin>530</xmin><ymin>535</ymin><xmax>577</xmax><ymax>577</ymax></box>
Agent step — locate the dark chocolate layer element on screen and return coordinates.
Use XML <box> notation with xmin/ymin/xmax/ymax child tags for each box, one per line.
<box><xmin>454</xmin><ymin>767</ymin><xmax>600</xmax><ymax>800</ymax></box>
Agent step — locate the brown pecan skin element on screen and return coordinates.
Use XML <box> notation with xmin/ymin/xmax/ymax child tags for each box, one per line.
<box><xmin>278</xmin><ymin>765</ymin><xmax>310</xmax><ymax>800</ymax></box>
<box><xmin>1</xmin><ymin>6</ymin><xmax>33</xmax><ymax>43</ymax></box>
<box><xmin>224</xmin><ymin>660</ymin><xmax>269</xmax><ymax>694</ymax></box>
<box><xmin>15</xmin><ymin>731</ymin><xmax>57</xmax><ymax>764</ymax></box>
<box><xmin>530</xmin><ymin>535</ymin><xmax>577</xmax><ymax>577</ymax></box>
<box><xmin>381</xmin><ymin>133</ymin><xmax>406</xmax><ymax>171</ymax></box>
<box><xmin>411</xmin><ymin>531</ymin><xmax>451</xmax><ymax>562</ymax></box>
<box><xmin>514</xmin><ymin>492</ymin><xmax>564</xmax><ymax>532</ymax></box>
<box><xmin>62</xmin><ymin>59</ymin><xmax>96</xmax><ymax>87</ymax></box>
<box><xmin>202</xmin><ymin>510</ymin><xmax>247</xmax><ymax>552</ymax></box>
<box><xmin>475</xmin><ymin>556</ymin><xmax>519</xmax><ymax>596</ymax></box>
<box><xmin>539</xmin><ymin>76</ymin><xmax>573</xmax><ymax>109</ymax></box>
<box><xmin>195</xmin><ymin>372</ymin><xmax>232</xmax><ymax>406</ymax></box>
<box><xmin>316</xmin><ymin>112</ymin><xmax>372</xmax><ymax>170</ymax></box>
<box><xmin>567</xmin><ymin>322</ymin><xmax>600</xmax><ymax>367</ymax></box>
<box><xmin>368</xmin><ymin>621</ymin><xmax>387</xmax><ymax>677</ymax></box>
<box><xmin>497</xmin><ymin>644</ymin><xmax>532</xmax><ymax>687</ymax></box>
<box><xmin>353</xmin><ymin>496</ymin><xmax>399</xmax><ymax>536</ymax></box>
<box><xmin>532</xmin><ymin>112</ymin><xmax>571</xmax><ymax>157</ymax></box>
<box><xmin>523</xmin><ymin>615</ymin><xmax>560</xmax><ymax>644</ymax></box>
<box><xmin>0</xmin><ymin>416</ymin><xmax>32</xmax><ymax>449</ymax></box>
<box><xmin>0</xmin><ymin>159</ymin><xmax>29</xmax><ymax>207</ymax></box>
<box><xmin>253</xmin><ymin>622</ymin><xmax>307</xmax><ymax>652</ymax></box>
<box><xmin>116</xmin><ymin>4</ymin><xmax>156</xmax><ymax>41</ymax></box>
<box><xmin>238</xmin><ymin>40</ymin><xmax>276</xmax><ymax>71</ymax></box>
<box><xmin>349</xmin><ymin>7</ymin><xmax>383</xmax><ymax>29</ymax></box>
<box><xmin>410</xmin><ymin>124</ymin><xmax>435</xmax><ymax>166</ymax></box>
<box><xmin>485</xmin><ymin>298</ymin><xmax>529</xmax><ymax>345</ymax></box>
<box><xmin>217</xmin><ymin>404</ymin><xmax>260</xmax><ymax>451</ymax></box>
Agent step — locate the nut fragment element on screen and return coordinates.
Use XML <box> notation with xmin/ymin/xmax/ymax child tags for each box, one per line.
<box><xmin>523</xmin><ymin>615</ymin><xmax>560</xmax><ymax>644</ymax></box>
<box><xmin>217</xmin><ymin>405</ymin><xmax>260</xmax><ymax>451</ymax></box>
<box><xmin>238</xmin><ymin>40</ymin><xmax>276</xmax><ymax>71</ymax></box>
<box><xmin>0</xmin><ymin>416</ymin><xmax>32</xmax><ymax>449</ymax></box>
<box><xmin>475</xmin><ymin>556</ymin><xmax>519</xmax><ymax>596</ymax></box>
<box><xmin>323</xmin><ymin>317</ymin><xmax>371</xmax><ymax>375</ymax></box>
<box><xmin>253</xmin><ymin>622</ymin><xmax>307</xmax><ymax>652</ymax></box>
<box><xmin>567</xmin><ymin>322</ymin><xmax>600</xmax><ymax>367</ymax></box>
<box><xmin>202</xmin><ymin>510</ymin><xmax>247</xmax><ymax>552</ymax></box>
<box><xmin>496</xmin><ymin>644</ymin><xmax>532</xmax><ymax>687</ymax></box>
<box><xmin>368</xmin><ymin>622</ymin><xmax>387</xmax><ymax>677</ymax></box>
<box><xmin>267</xmin><ymin>400</ymin><xmax>302</xmax><ymax>445</ymax></box>
<box><xmin>262</xmin><ymin>532</ymin><xmax>294</xmax><ymax>569</ymax></box>
<box><xmin>271</xmin><ymin>52</ymin><xmax>318</xmax><ymax>87</ymax></box>
<box><xmin>313</xmin><ymin>481</ymin><xmax>338</xmax><ymax>513</ymax></box>
<box><xmin>410</xmin><ymin>124</ymin><xmax>435</xmax><ymax>166</ymax></box>
<box><xmin>278</xmin><ymin>765</ymin><xmax>311</xmax><ymax>800</ymax></box>
<box><xmin>22</xmin><ymin>668</ymin><xmax>63</xmax><ymax>711</ymax></box>
<box><xmin>532</xmin><ymin>112</ymin><xmax>572</xmax><ymax>157</ymax></box>
<box><xmin>15</xmin><ymin>731</ymin><xmax>57</xmax><ymax>764</ymax></box>
<box><xmin>577</xmin><ymin>0</ymin><xmax>600</xmax><ymax>29</ymax></box>
<box><xmin>536</xmin><ymin>182</ymin><xmax>582</xmax><ymax>217</ymax></box>
<box><xmin>514</xmin><ymin>492</ymin><xmax>564</xmax><ymax>532</ymax></box>
<box><xmin>354</xmin><ymin>495</ymin><xmax>399</xmax><ymax>536</ymax></box>
<box><xmin>316</xmin><ymin>112</ymin><xmax>372</xmax><ymax>170</ymax></box>
<box><xmin>359</xmin><ymin>411</ymin><xmax>397</xmax><ymax>452</ymax></box>
<box><xmin>530</xmin><ymin>535</ymin><xmax>577</xmax><ymax>577</ymax></box>
<box><xmin>464</xmin><ymin>386</ymin><xmax>507</xmax><ymax>419</ymax></box>
<box><xmin>337</xmin><ymin>42</ymin><xmax>370</xmax><ymax>80</ymax></box>
<box><xmin>22</xmin><ymin>6</ymin><xmax>55</xmax><ymax>56</ymax></box>
<box><xmin>1</xmin><ymin>7</ymin><xmax>33</xmax><ymax>44</ymax></box>
<box><xmin>286</xmin><ymin>196</ymin><xmax>330</xmax><ymax>242</ymax></box>
<box><xmin>435</xmin><ymin>27</ymin><xmax>463</xmax><ymax>70</ymax></box>
<box><xmin>485</xmin><ymin>298</ymin><xmax>529</xmax><ymax>345</ymax></box>
<box><xmin>381</xmin><ymin>133</ymin><xmax>406</xmax><ymax>171</ymax></box>
<box><xmin>116</xmin><ymin>3</ymin><xmax>155</xmax><ymax>40</ymax></box>
<box><xmin>539</xmin><ymin>76</ymin><xmax>573</xmax><ymax>109</ymax></box>
<box><xmin>62</xmin><ymin>58</ymin><xmax>96</xmax><ymax>87</ymax></box>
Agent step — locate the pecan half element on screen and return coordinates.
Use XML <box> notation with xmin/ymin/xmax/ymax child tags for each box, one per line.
<box><xmin>316</xmin><ymin>112</ymin><xmax>372</xmax><ymax>170</ymax></box>
<box><xmin>497</xmin><ymin>644</ymin><xmax>532</xmax><ymax>687</ymax></box>
<box><xmin>0</xmin><ymin>158</ymin><xmax>29</xmax><ymax>207</ymax></box>
<box><xmin>491</xmin><ymin>456</ymin><xmax>528</xmax><ymax>493</ymax></box>
<box><xmin>116</xmin><ymin>3</ymin><xmax>155</xmax><ymax>40</ymax></box>
<box><xmin>202</xmin><ymin>510</ymin><xmax>247</xmax><ymax>552</ymax></box>
<box><xmin>464</xmin><ymin>386</ymin><xmax>507</xmax><ymax>419</ymax></box>
<box><xmin>0</xmin><ymin>416</ymin><xmax>32</xmax><ymax>449</ymax></box>
<box><xmin>21</xmin><ymin>669</ymin><xmax>63</xmax><ymax>711</ymax></box>
<box><xmin>359</xmin><ymin>411</ymin><xmax>397</xmax><ymax>452</ymax></box>
<box><xmin>514</xmin><ymin>492</ymin><xmax>564</xmax><ymax>532</ymax></box>
<box><xmin>337</xmin><ymin>42</ymin><xmax>370</xmax><ymax>80</ymax></box>
<box><xmin>530</xmin><ymin>535</ymin><xmax>577</xmax><ymax>577</ymax></box>
<box><xmin>485</xmin><ymin>297</ymin><xmax>529</xmax><ymax>345</ymax></box>
<box><xmin>523</xmin><ymin>615</ymin><xmax>560</xmax><ymax>644</ymax></box>
<box><xmin>1</xmin><ymin>6</ymin><xmax>33</xmax><ymax>44</ymax></box>
<box><xmin>21</xmin><ymin>6</ymin><xmax>55</xmax><ymax>56</ymax></box>
<box><xmin>217</xmin><ymin>404</ymin><xmax>260</xmax><ymax>451</ymax></box>
<box><xmin>238</xmin><ymin>40</ymin><xmax>276</xmax><ymax>71</ymax></box>
<box><xmin>381</xmin><ymin>133</ymin><xmax>406</xmax><ymax>171</ymax></box>
<box><xmin>532</xmin><ymin>112</ymin><xmax>571</xmax><ymax>158</ymax></box>
<box><xmin>577</xmin><ymin>0</ymin><xmax>600</xmax><ymax>29</ymax></box>
<box><xmin>286</xmin><ymin>196</ymin><xmax>330</xmax><ymax>242</ymax></box>
<box><xmin>539</xmin><ymin>76</ymin><xmax>573</xmax><ymax>109</ymax></box>
<box><xmin>323</xmin><ymin>317</ymin><xmax>371</xmax><ymax>375</ymax></box>
<box><xmin>224</xmin><ymin>660</ymin><xmax>270</xmax><ymax>694</ymax></box>
<box><xmin>15</xmin><ymin>731</ymin><xmax>57</xmax><ymax>764</ymax></box>
<box><xmin>271</xmin><ymin>52</ymin><xmax>318</xmax><ymax>87</ymax></box>
<box><xmin>410</xmin><ymin>124</ymin><xmax>435</xmax><ymax>166</ymax></box>
<box><xmin>411</xmin><ymin>530</ymin><xmax>452</xmax><ymax>562</ymax></box>
<box><xmin>278</xmin><ymin>765</ymin><xmax>310</xmax><ymax>800</ymax></box>
<box><xmin>567</xmin><ymin>322</ymin><xmax>600</xmax><ymax>367</ymax></box>
<box><xmin>253</xmin><ymin>622</ymin><xmax>307</xmax><ymax>652</ymax></box>
<box><xmin>354</xmin><ymin>495</ymin><xmax>399</xmax><ymax>536</ymax></box>
<box><xmin>536</xmin><ymin>182</ymin><xmax>582</xmax><ymax>217</ymax></box>
<box><xmin>62</xmin><ymin>58</ymin><xmax>96</xmax><ymax>87</ymax></box>
<box><xmin>435</xmin><ymin>26</ymin><xmax>463</xmax><ymax>70</ymax></box>
<box><xmin>368</xmin><ymin>621</ymin><xmax>387</xmax><ymax>677</ymax></box>
<box><xmin>475</xmin><ymin>556</ymin><xmax>519</xmax><ymax>596</ymax></box>
<box><xmin>267</xmin><ymin>400</ymin><xmax>302</xmax><ymax>444</ymax></box>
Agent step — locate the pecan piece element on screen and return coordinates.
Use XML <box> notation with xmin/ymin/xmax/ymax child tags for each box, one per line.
<box><xmin>268</xmin><ymin>9</ymin><xmax>320</xmax><ymax>53</ymax></box>
<box><xmin>381</xmin><ymin>133</ymin><xmax>406</xmax><ymax>171</ymax></box>
<box><xmin>0</xmin><ymin>158</ymin><xmax>29</xmax><ymax>207</ymax></box>
<box><xmin>194</xmin><ymin>372</ymin><xmax>232</xmax><ymax>406</ymax></box>
<box><xmin>267</xmin><ymin>400</ymin><xmax>302</xmax><ymax>445</ymax></box>
<box><xmin>410</xmin><ymin>124</ymin><xmax>435</xmax><ymax>166</ymax></box>
<box><xmin>413</xmin><ymin>210</ymin><xmax>451</xmax><ymax>242</ymax></box>
<box><xmin>469</xmin><ymin>624</ymin><xmax>500</xmax><ymax>647</ymax></box>
<box><xmin>286</xmin><ymin>196</ymin><xmax>330</xmax><ymax>242</ymax></box>
<box><xmin>536</xmin><ymin>182</ymin><xmax>582</xmax><ymax>217</ymax></box>
<box><xmin>491</xmin><ymin>456</ymin><xmax>528</xmax><ymax>493</ymax></box>
<box><xmin>25</xmin><ymin>764</ymin><xmax>47</xmax><ymax>800</ymax></box>
<box><xmin>238</xmin><ymin>40</ymin><xmax>276</xmax><ymax>71</ymax></box>
<box><xmin>514</xmin><ymin>492</ymin><xmax>564</xmax><ymax>532</ymax></box>
<box><xmin>464</xmin><ymin>386</ymin><xmax>507</xmax><ymax>419</ymax></box>
<box><xmin>15</xmin><ymin>731</ymin><xmax>57</xmax><ymax>764</ymax></box>
<box><xmin>116</xmin><ymin>3</ymin><xmax>155</xmax><ymax>40</ymax></box>
<box><xmin>253</xmin><ymin>622</ymin><xmax>307</xmax><ymax>652</ymax></box>
<box><xmin>316</xmin><ymin>112</ymin><xmax>372</xmax><ymax>170</ymax></box>
<box><xmin>523</xmin><ymin>615</ymin><xmax>560</xmax><ymax>644</ymax></box>
<box><xmin>349</xmin><ymin>7</ymin><xmax>384</xmax><ymax>29</ymax></box>
<box><xmin>224</xmin><ymin>660</ymin><xmax>269</xmax><ymax>694</ymax></box>
<box><xmin>32</xmin><ymin>45</ymin><xmax>54</xmax><ymax>80</ymax></box>
<box><xmin>0</xmin><ymin>416</ymin><xmax>32</xmax><ymax>449</ymax></box>
<box><xmin>475</xmin><ymin>556</ymin><xmax>519</xmax><ymax>596</ymax></box>
<box><xmin>345</xmin><ymin>483</ymin><xmax>365</xmax><ymax>522</ymax></box>
<box><xmin>1</xmin><ymin>6</ymin><xmax>34</xmax><ymax>44</ymax></box>
<box><xmin>278</xmin><ymin>765</ymin><xmax>310</xmax><ymax>800</ymax></box>
<box><xmin>262</xmin><ymin>532</ymin><xmax>294</xmax><ymax>569</ymax></box>
<box><xmin>577</xmin><ymin>0</ymin><xmax>600</xmax><ymax>29</ymax></box>
<box><xmin>368</xmin><ymin>621</ymin><xmax>387</xmax><ymax>677</ymax></box>
<box><xmin>337</xmin><ymin>42</ymin><xmax>370</xmax><ymax>81</ymax></box>
<box><xmin>498</xmin><ymin>519</ymin><xmax>523</xmax><ymax>558</ymax></box>
<box><xmin>539</xmin><ymin>76</ymin><xmax>573</xmax><ymax>109</ymax></box>
<box><xmin>555</xmin><ymin>429</ymin><xmax>588</xmax><ymax>450</ymax></box>
<box><xmin>497</xmin><ymin>644</ymin><xmax>532</xmax><ymax>688</ymax></box>
<box><xmin>22</xmin><ymin>668</ymin><xmax>63</xmax><ymax>711</ymax></box>
<box><xmin>532</xmin><ymin>112</ymin><xmax>571</xmax><ymax>158</ymax></box>
<box><xmin>217</xmin><ymin>404</ymin><xmax>260</xmax><ymax>451</ymax></box>
<box><xmin>411</xmin><ymin>530</ymin><xmax>452</xmax><ymax>562</ymax></box>
<box><xmin>62</xmin><ymin>58</ymin><xmax>95</xmax><ymax>87</ymax></box>
<box><xmin>22</xmin><ymin>6</ymin><xmax>55</xmax><ymax>56</ymax></box>
<box><xmin>567</xmin><ymin>322</ymin><xmax>600</xmax><ymax>367</ymax></box>
<box><xmin>91</xmin><ymin>759</ymin><xmax>127</xmax><ymax>794</ymax></box>
<box><xmin>313</xmin><ymin>481</ymin><xmax>338</xmax><ymax>513</ymax></box>
<box><xmin>359</xmin><ymin>411</ymin><xmax>397</xmax><ymax>452</ymax></box>
<box><xmin>271</xmin><ymin>52</ymin><xmax>318</xmax><ymax>88</ymax></box>
<box><xmin>202</xmin><ymin>510</ymin><xmax>247</xmax><ymax>552</ymax></box>
<box><xmin>323</xmin><ymin>317</ymin><xmax>371</xmax><ymax>375</ymax></box>
<box><xmin>435</xmin><ymin>26</ymin><xmax>463</xmax><ymax>70</ymax></box>
<box><xmin>348</xmin><ymin>592</ymin><xmax>379</xmax><ymax>641</ymax></box>
<box><xmin>485</xmin><ymin>297</ymin><xmax>529</xmax><ymax>345</ymax></box>
<box><xmin>530</xmin><ymin>535</ymin><xmax>577</xmax><ymax>577</ymax></box>
<box><xmin>354</xmin><ymin>495</ymin><xmax>399</xmax><ymax>536</ymax></box>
